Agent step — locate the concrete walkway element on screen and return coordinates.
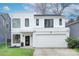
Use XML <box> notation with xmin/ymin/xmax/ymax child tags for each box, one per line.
<box><xmin>33</xmin><ymin>48</ymin><xmax>79</xmax><ymax>56</ymax></box>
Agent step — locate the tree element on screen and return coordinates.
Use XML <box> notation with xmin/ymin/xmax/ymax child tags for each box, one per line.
<box><xmin>49</xmin><ymin>3</ymin><xmax>71</xmax><ymax>15</ymax></box>
<box><xmin>68</xmin><ymin>19</ymin><xmax>74</xmax><ymax>23</ymax></box>
<box><xmin>76</xmin><ymin>16</ymin><xmax>79</xmax><ymax>20</ymax></box>
<box><xmin>32</xmin><ymin>3</ymin><xmax>72</xmax><ymax>15</ymax></box>
<box><xmin>1</xmin><ymin>14</ymin><xmax>9</xmax><ymax>48</ymax></box>
<box><xmin>33</xmin><ymin>3</ymin><xmax>47</xmax><ymax>14</ymax></box>
<box><xmin>32</xmin><ymin>3</ymin><xmax>78</xmax><ymax>17</ymax></box>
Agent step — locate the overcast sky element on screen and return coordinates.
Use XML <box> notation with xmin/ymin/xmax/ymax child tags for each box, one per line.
<box><xmin>0</xmin><ymin>3</ymin><xmax>79</xmax><ymax>19</ymax></box>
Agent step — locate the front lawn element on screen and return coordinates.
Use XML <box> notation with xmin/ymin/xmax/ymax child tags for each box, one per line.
<box><xmin>0</xmin><ymin>43</ymin><xmax>34</xmax><ymax>56</ymax></box>
<box><xmin>74</xmin><ymin>48</ymin><xmax>79</xmax><ymax>52</ymax></box>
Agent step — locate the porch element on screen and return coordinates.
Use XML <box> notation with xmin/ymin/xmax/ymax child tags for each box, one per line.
<box><xmin>11</xmin><ymin>32</ymin><xmax>33</xmax><ymax>48</ymax></box>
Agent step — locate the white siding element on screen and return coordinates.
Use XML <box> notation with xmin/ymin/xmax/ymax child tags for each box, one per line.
<box><xmin>34</xmin><ymin>16</ymin><xmax>66</xmax><ymax>28</ymax></box>
<box><xmin>11</xmin><ymin>12</ymin><xmax>35</xmax><ymax>33</ymax></box>
<box><xmin>10</xmin><ymin>12</ymin><xmax>69</xmax><ymax>48</ymax></box>
<box><xmin>11</xmin><ymin>13</ymin><xmax>67</xmax><ymax>32</ymax></box>
<box><xmin>35</xmin><ymin>18</ymin><xmax>44</xmax><ymax>28</ymax></box>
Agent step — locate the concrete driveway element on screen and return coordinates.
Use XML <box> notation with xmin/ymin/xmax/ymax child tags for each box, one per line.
<box><xmin>33</xmin><ymin>48</ymin><xmax>79</xmax><ymax>56</ymax></box>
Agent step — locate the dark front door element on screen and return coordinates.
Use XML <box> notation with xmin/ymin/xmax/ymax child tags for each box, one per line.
<box><xmin>25</xmin><ymin>36</ymin><xmax>30</xmax><ymax>46</ymax></box>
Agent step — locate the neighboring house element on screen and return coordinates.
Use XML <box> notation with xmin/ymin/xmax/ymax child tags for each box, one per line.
<box><xmin>67</xmin><ymin>20</ymin><xmax>79</xmax><ymax>38</ymax></box>
<box><xmin>0</xmin><ymin>13</ymin><xmax>11</xmax><ymax>43</ymax></box>
<box><xmin>11</xmin><ymin>12</ymin><xmax>69</xmax><ymax>48</ymax></box>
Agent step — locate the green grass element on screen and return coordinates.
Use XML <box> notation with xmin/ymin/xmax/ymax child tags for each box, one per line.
<box><xmin>74</xmin><ymin>48</ymin><xmax>79</xmax><ymax>52</ymax></box>
<box><xmin>0</xmin><ymin>43</ymin><xmax>34</xmax><ymax>56</ymax></box>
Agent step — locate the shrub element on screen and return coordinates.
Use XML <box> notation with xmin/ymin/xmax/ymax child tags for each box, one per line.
<box><xmin>66</xmin><ymin>37</ymin><xmax>79</xmax><ymax>48</ymax></box>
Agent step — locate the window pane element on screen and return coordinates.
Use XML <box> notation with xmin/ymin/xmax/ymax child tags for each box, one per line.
<box><xmin>25</xmin><ymin>18</ymin><xmax>29</xmax><ymax>27</ymax></box>
<box><xmin>13</xmin><ymin>34</ymin><xmax>20</xmax><ymax>43</ymax></box>
<box><xmin>44</xmin><ymin>19</ymin><xmax>53</xmax><ymax>28</ymax></box>
<box><xmin>12</xmin><ymin>18</ymin><xmax>20</xmax><ymax>28</ymax></box>
<box><xmin>36</xmin><ymin>19</ymin><xmax>39</xmax><ymax>26</ymax></box>
<box><xmin>44</xmin><ymin>19</ymin><xmax>47</xmax><ymax>27</ymax></box>
<box><xmin>50</xmin><ymin>19</ymin><xmax>53</xmax><ymax>27</ymax></box>
<box><xmin>59</xmin><ymin>18</ymin><xmax>62</xmax><ymax>25</ymax></box>
<box><xmin>45</xmin><ymin>19</ymin><xmax>49</xmax><ymax>27</ymax></box>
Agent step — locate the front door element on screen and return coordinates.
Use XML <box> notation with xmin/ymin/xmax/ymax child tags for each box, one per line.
<box><xmin>25</xmin><ymin>36</ymin><xmax>30</xmax><ymax>46</ymax></box>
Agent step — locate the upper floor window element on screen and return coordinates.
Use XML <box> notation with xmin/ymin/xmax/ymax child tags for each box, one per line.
<box><xmin>36</xmin><ymin>19</ymin><xmax>39</xmax><ymax>26</ymax></box>
<box><xmin>59</xmin><ymin>18</ymin><xmax>62</xmax><ymax>25</ymax></box>
<box><xmin>25</xmin><ymin>18</ymin><xmax>29</xmax><ymax>27</ymax></box>
<box><xmin>44</xmin><ymin>19</ymin><xmax>53</xmax><ymax>28</ymax></box>
<box><xmin>12</xmin><ymin>18</ymin><xmax>20</xmax><ymax>28</ymax></box>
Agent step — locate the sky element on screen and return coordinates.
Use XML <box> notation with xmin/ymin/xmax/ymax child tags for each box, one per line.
<box><xmin>0</xmin><ymin>3</ymin><xmax>79</xmax><ymax>19</ymax></box>
<box><xmin>0</xmin><ymin>3</ymin><xmax>34</xmax><ymax>13</ymax></box>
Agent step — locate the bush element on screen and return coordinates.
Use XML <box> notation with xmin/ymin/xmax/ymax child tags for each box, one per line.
<box><xmin>66</xmin><ymin>37</ymin><xmax>79</xmax><ymax>48</ymax></box>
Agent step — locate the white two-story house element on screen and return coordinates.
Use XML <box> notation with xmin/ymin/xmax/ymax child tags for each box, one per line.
<box><xmin>11</xmin><ymin>12</ymin><xmax>69</xmax><ymax>48</ymax></box>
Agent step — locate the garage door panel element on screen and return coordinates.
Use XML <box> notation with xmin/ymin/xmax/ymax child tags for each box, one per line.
<box><xmin>34</xmin><ymin>34</ymin><xmax>67</xmax><ymax>47</ymax></box>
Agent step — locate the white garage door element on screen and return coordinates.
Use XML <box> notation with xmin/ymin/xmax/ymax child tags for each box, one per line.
<box><xmin>34</xmin><ymin>34</ymin><xmax>67</xmax><ymax>48</ymax></box>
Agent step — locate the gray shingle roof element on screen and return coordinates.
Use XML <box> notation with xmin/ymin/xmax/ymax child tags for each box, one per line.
<box><xmin>67</xmin><ymin>20</ymin><xmax>79</xmax><ymax>26</ymax></box>
<box><xmin>34</xmin><ymin>14</ymin><xmax>63</xmax><ymax>16</ymax></box>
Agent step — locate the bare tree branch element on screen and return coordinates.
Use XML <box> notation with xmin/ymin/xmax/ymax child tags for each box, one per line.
<box><xmin>33</xmin><ymin>3</ymin><xmax>47</xmax><ymax>14</ymax></box>
<box><xmin>31</xmin><ymin>3</ymin><xmax>78</xmax><ymax>17</ymax></box>
<box><xmin>49</xmin><ymin>3</ymin><xmax>71</xmax><ymax>15</ymax></box>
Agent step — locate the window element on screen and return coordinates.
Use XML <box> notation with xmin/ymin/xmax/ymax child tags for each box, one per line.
<box><xmin>36</xmin><ymin>19</ymin><xmax>39</xmax><ymax>26</ymax></box>
<box><xmin>59</xmin><ymin>18</ymin><xmax>62</xmax><ymax>25</ymax></box>
<box><xmin>13</xmin><ymin>34</ymin><xmax>20</xmax><ymax>43</ymax></box>
<box><xmin>12</xmin><ymin>18</ymin><xmax>20</xmax><ymax>28</ymax></box>
<box><xmin>25</xmin><ymin>18</ymin><xmax>29</xmax><ymax>27</ymax></box>
<box><xmin>44</xmin><ymin>19</ymin><xmax>53</xmax><ymax>28</ymax></box>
